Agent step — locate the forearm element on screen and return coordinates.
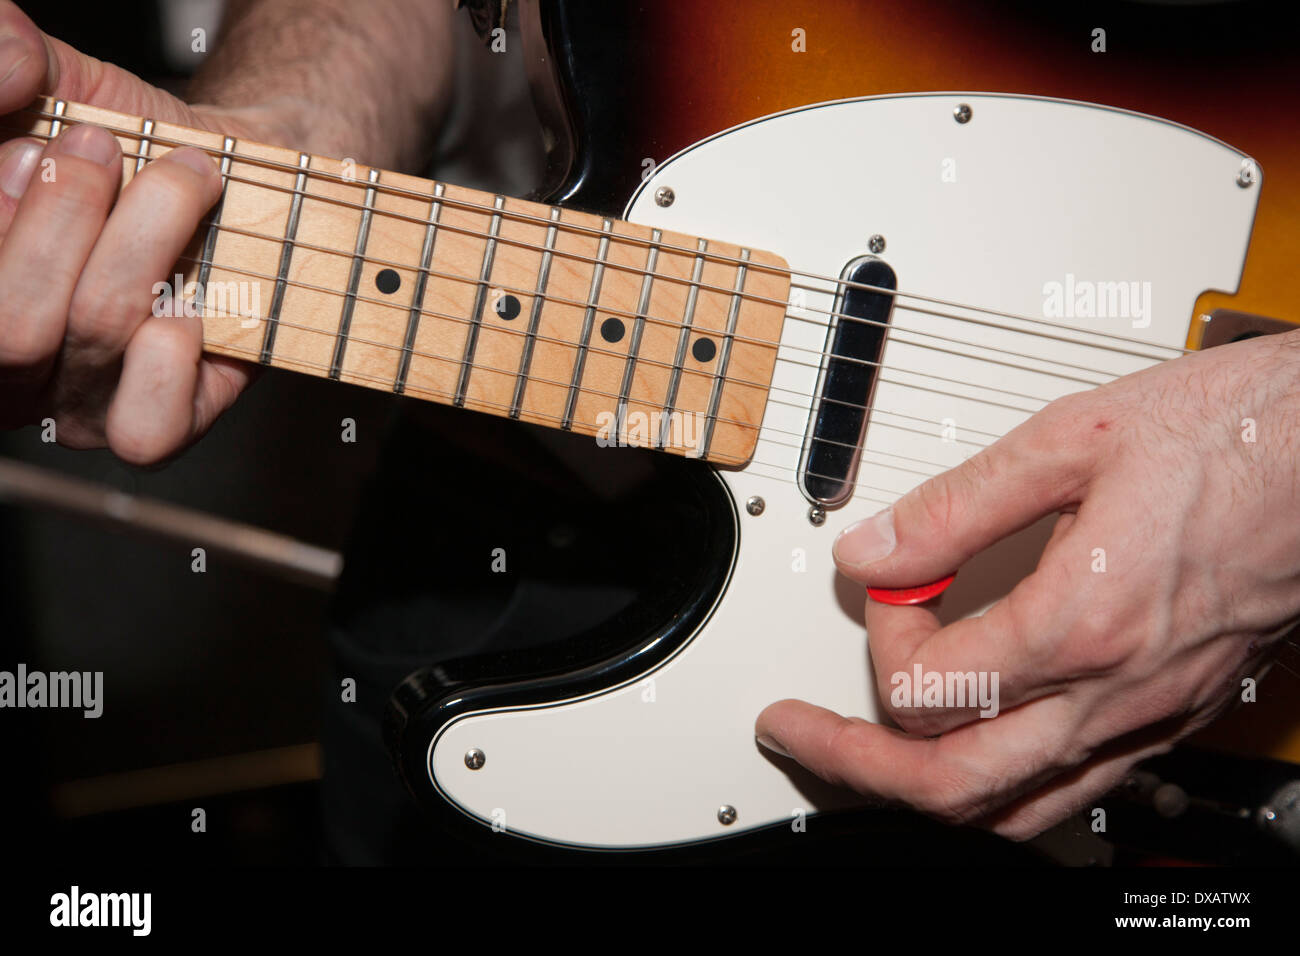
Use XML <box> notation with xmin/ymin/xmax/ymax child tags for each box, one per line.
<box><xmin>187</xmin><ymin>0</ymin><xmax>455</xmax><ymax>170</ymax></box>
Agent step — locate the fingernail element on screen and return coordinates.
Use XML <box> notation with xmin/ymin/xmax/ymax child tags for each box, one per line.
<box><xmin>0</xmin><ymin>140</ymin><xmax>40</xmax><ymax>199</ymax></box>
<box><xmin>59</xmin><ymin>124</ymin><xmax>121</xmax><ymax>167</ymax></box>
<box><xmin>162</xmin><ymin>146</ymin><xmax>217</xmax><ymax>178</ymax></box>
<box><xmin>756</xmin><ymin>735</ymin><xmax>791</xmax><ymax>758</ymax></box>
<box><xmin>834</xmin><ymin>507</ymin><xmax>897</xmax><ymax>567</ymax></box>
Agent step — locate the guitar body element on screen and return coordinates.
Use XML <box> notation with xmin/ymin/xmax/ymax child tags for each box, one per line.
<box><xmin>385</xmin><ymin>0</ymin><xmax>1300</xmax><ymax>851</ymax></box>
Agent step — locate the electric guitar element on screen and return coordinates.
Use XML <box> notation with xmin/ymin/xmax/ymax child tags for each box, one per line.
<box><xmin>11</xmin><ymin>0</ymin><xmax>1299</xmax><ymax>853</ymax></box>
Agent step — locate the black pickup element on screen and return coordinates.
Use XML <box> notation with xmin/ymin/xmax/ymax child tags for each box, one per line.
<box><xmin>800</xmin><ymin>256</ymin><xmax>897</xmax><ymax>505</ymax></box>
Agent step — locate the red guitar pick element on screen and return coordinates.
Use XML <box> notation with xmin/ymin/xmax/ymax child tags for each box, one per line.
<box><xmin>866</xmin><ymin>573</ymin><xmax>957</xmax><ymax>605</ymax></box>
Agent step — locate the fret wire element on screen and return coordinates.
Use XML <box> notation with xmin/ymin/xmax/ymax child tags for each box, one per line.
<box><xmin>563</xmin><ymin>219</ymin><xmax>614</xmax><ymax>430</ymax></box>
<box><xmin>454</xmin><ymin>194</ymin><xmax>505</xmax><ymax>407</ymax></box>
<box><xmin>5</xmin><ymin>105</ymin><xmax>1192</xmax><ymax>360</ymax></box>
<box><xmin>48</xmin><ymin>100</ymin><xmax>66</xmax><ymax>138</ymax></box>
<box><xmin>659</xmin><ymin>238</ymin><xmax>708</xmax><ymax>449</ymax></box>
<box><xmin>261</xmin><ymin>152</ymin><xmax>311</xmax><ymax>363</ymax></box>
<box><xmin>135</xmin><ymin>118</ymin><xmax>154</xmax><ymax>173</ymax></box>
<box><xmin>197</xmin><ymin>135</ymin><xmax>236</xmax><ymax>318</ymax></box>
<box><xmin>616</xmin><ymin>228</ymin><xmax>661</xmax><ymax>442</ymax></box>
<box><xmin>396</xmin><ymin>182</ymin><xmax>444</xmax><ymax>394</ymax></box>
<box><xmin>699</xmin><ymin>249</ymin><xmax>751</xmax><ymax>460</ymax></box>
<box><xmin>510</xmin><ymin>206</ymin><xmax>562</xmax><ymax>419</ymax></box>
<box><xmin>330</xmin><ymin>167</ymin><xmax>381</xmax><ymax>380</ymax></box>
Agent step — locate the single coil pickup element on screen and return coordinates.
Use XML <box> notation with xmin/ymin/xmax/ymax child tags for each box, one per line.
<box><xmin>800</xmin><ymin>255</ymin><xmax>897</xmax><ymax>506</ymax></box>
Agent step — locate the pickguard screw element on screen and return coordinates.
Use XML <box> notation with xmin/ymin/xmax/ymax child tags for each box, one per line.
<box><xmin>464</xmin><ymin>749</ymin><xmax>486</xmax><ymax>770</ymax></box>
<box><xmin>746</xmin><ymin>496</ymin><xmax>765</xmax><ymax>516</ymax></box>
<box><xmin>655</xmin><ymin>186</ymin><xmax>676</xmax><ymax>207</ymax></box>
<box><xmin>808</xmin><ymin>505</ymin><xmax>826</xmax><ymax>526</ymax></box>
<box><xmin>1237</xmin><ymin>159</ymin><xmax>1257</xmax><ymax>188</ymax></box>
<box><xmin>868</xmin><ymin>234</ymin><xmax>886</xmax><ymax>254</ymax></box>
<box><xmin>718</xmin><ymin>805</ymin><xmax>737</xmax><ymax>825</ymax></box>
<box><xmin>953</xmin><ymin>103</ymin><xmax>972</xmax><ymax>124</ymax></box>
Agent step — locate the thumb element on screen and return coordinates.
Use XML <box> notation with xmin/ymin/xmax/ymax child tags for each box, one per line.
<box><xmin>832</xmin><ymin>414</ymin><xmax>1092</xmax><ymax>588</ymax></box>
<box><xmin>0</xmin><ymin>1</ymin><xmax>193</xmax><ymax>124</ymax></box>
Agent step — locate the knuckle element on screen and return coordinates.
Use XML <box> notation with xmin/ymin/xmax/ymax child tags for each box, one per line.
<box><xmin>67</xmin><ymin>284</ymin><xmax>133</xmax><ymax>347</ymax></box>
<box><xmin>41</xmin><ymin>156</ymin><xmax>118</xmax><ymax>208</ymax></box>
<box><xmin>1058</xmin><ymin>613</ymin><xmax>1138</xmax><ymax>677</ymax></box>
<box><xmin>0</xmin><ymin>308</ymin><xmax>59</xmax><ymax>372</ymax></box>
<box><xmin>909</xmin><ymin>473</ymin><xmax>958</xmax><ymax>535</ymax></box>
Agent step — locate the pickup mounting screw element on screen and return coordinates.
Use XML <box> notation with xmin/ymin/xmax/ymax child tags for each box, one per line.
<box><xmin>746</xmin><ymin>496</ymin><xmax>765</xmax><ymax>516</ymax></box>
<box><xmin>868</xmin><ymin>234</ymin><xmax>886</xmax><ymax>254</ymax></box>
<box><xmin>655</xmin><ymin>186</ymin><xmax>675</xmax><ymax>207</ymax></box>
<box><xmin>718</xmin><ymin>805</ymin><xmax>737</xmax><ymax>825</ymax></box>
<box><xmin>953</xmin><ymin>103</ymin><xmax>972</xmax><ymax>124</ymax></box>
<box><xmin>808</xmin><ymin>505</ymin><xmax>826</xmax><ymax>526</ymax></box>
<box><xmin>464</xmin><ymin>748</ymin><xmax>486</xmax><ymax>770</ymax></box>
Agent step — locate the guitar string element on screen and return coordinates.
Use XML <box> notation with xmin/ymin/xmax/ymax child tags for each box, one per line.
<box><xmin>10</xmin><ymin>112</ymin><xmax>1191</xmax><ymax>366</ymax></box>
<box><xmin>182</xmin><ymin>268</ymin><xmax>1002</xmax><ymax>466</ymax></box>
<box><xmin>171</xmin><ymin>248</ymin><xmax>1084</xmax><ymax>425</ymax></box>
<box><xmin>190</xmin><ymin>303</ymin><xmax>933</xmax><ymax>501</ymax></box>
<box><xmin>15</xmin><ymin>108</ymin><xmax>1183</xmax><ymax>359</ymax></box>
<box><xmin>182</xmin><ymin>212</ymin><xmax>1126</xmax><ymax>390</ymax></box>
<box><xmin>5</xmin><ymin>122</ymin><xmax>1180</xmax><ymax>396</ymax></box>
<box><xmin>174</xmin><ymin>240</ymin><xmax>1025</xmax><ymax>450</ymax></box>
<box><xmin>7</xmin><ymin>116</ymin><xmax>1159</xmax><ymax>490</ymax></box>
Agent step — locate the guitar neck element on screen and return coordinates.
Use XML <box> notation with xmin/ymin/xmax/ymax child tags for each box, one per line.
<box><xmin>15</xmin><ymin>98</ymin><xmax>790</xmax><ymax>466</ymax></box>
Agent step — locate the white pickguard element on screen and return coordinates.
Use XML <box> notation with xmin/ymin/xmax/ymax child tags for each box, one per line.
<box><xmin>427</xmin><ymin>94</ymin><xmax>1260</xmax><ymax>848</ymax></box>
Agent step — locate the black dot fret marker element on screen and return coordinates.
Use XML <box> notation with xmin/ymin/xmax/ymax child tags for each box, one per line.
<box><xmin>375</xmin><ymin>268</ymin><xmax>401</xmax><ymax>294</ymax></box>
<box><xmin>691</xmin><ymin>337</ymin><xmax>717</xmax><ymax>363</ymax></box>
<box><xmin>600</xmin><ymin>317</ymin><xmax>625</xmax><ymax>343</ymax></box>
<box><xmin>495</xmin><ymin>294</ymin><xmax>521</xmax><ymax>320</ymax></box>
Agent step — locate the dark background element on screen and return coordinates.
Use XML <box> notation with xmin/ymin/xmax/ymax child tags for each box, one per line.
<box><xmin>0</xmin><ymin>0</ymin><xmax>545</xmax><ymax>863</ymax></box>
